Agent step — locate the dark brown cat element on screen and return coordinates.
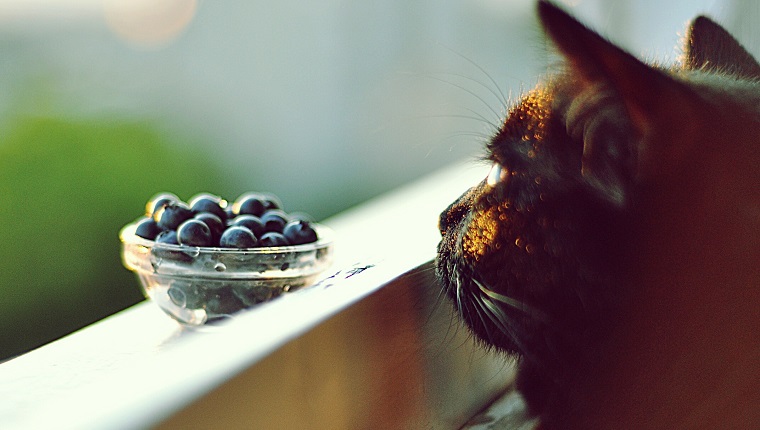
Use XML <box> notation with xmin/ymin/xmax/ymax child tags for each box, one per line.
<box><xmin>436</xmin><ymin>1</ymin><xmax>760</xmax><ymax>428</ymax></box>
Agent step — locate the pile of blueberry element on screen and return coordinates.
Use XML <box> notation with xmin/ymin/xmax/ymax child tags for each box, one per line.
<box><xmin>133</xmin><ymin>191</ymin><xmax>319</xmax><ymax>249</ymax></box>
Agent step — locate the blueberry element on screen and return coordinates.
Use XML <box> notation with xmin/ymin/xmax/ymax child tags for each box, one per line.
<box><xmin>232</xmin><ymin>193</ymin><xmax>267</xmax><ymax>217</ymax></box>
<box><xmin>287</xmin><ymin>212</ymin><xmax>314</xmax><ymax>222</ymax></box>
<box><xmin>145</xmin><ymin>192</ymin><xmax>180</xmax><ymax>216</ymax></box>
<box><xmin>153</xmin><ymin>230</ymin><xmax>192</xmax><ymax>261</ymax></box>
<box><xmin>219</xmin><ymin>226</ymin><xmax>258</xmax><ymax>248</ymax></box>
<box><xmin>134</xmin><ymin>216</ymin><xmax>161</xmax><ymax>240</ymax></box>
<box><xmin>225</xmin><ymin>207</ymin><xmax>235</xmax><ymax>220</ymax></box>
<box><xmin>231</xmin><ymin>284</ymin><xmax>274</xmax><ymax>306</ymax></box>
<box><xmin>155</xmin><ymin>229</ymin><xmax>180</xmax><ymax>245</ymax></box>
<box><xmin>194</xmin><ymin>212</ymin><xmax>225</xmax><ymax>242</ymax></box>
<box><xmin>154</xmin><ymin>202</ymin><xmax>194</xmax><ymax>230</ymax></box>
<box><xmin>137</xmin><ymin>190</ymin><xmax>315</xmax><ymax>252</ymax></box>
<box><xmin>189</xmin><ymin>192</ymin><xmax>225</xmax><ymax>206</ymax></box>
<box><xmin>231</xmin><ymin>215</ymin><xmax>265</xmax><ymax>237</ymax></box>
<box><xmin>189</xmin><ymin>193</ymin><xmax>228</xmax><ymax>220</ymax></box>
<box><xmin>258</xmin><ymin>231</ymin><xmax>290</xmax><ymax>247</ymax></box>
<box><xmin>260</xmin><ymin>193</ymin><xmax>282</xmax><ymax>211</ymax></box>
<box><xmin>177</xmin><ymin>219</ymin><xmax>214</xmax><ymax>247</ymax></box>
<box><xmin>205</xmin><ymin>286</ymin><xmax>244</xmax><ymax>318</ymax></box>
<box><xmin>260</xmin><ymin>210</ymin><xmax>289</xmax><ymax>233</ymax></box>
<box><xmin>283</xmin><ymin>220</ymin><xmax>318</xmax><ymax>245</ymax></box>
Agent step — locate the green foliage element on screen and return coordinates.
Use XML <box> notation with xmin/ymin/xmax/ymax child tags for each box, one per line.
<box><xmin>0</xmin><ymin>116</ymin><xmax>231</xmax><ymax>360</ymax></box>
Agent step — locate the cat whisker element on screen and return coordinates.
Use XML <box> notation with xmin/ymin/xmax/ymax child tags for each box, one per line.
<box><xmin>418</xmin><ymin>263</ymin><xmax>454</xmax><ymax>320</ymax></box>
<box><xmin>421</xmin><ymin>113</ymin><xmax>497</xmax><ymax>129</ymax></box>
<box><xmin>420</xmin><ymin>74</ymin><xmax>504</xmax><ymax>125</ymax></box>
<box><xmin>461</xmin><ymin>106</ymin><xmax>502</xmax><ymax>134</ymax></box>
<box><xmin>454</xmin><ymin>275</ymin><xmax>465</xmax><ymax>317</ymax></box>
<box><xmin>472</xmin><ymin>291</ymin><xmax>540</xmax><ymax>359</ymax></box>
<box><xmin>431</xmin><ymin>274</ymin><xmax>450</xmax><ymax>308</ymax></box>
<box><xmin>472</xmin><ymin>277</ymin><xmax>551</xmax><ymax>324</ymax></box>
<box><xmin>435</xmin><ymin>42</ymin><xmax>512</xmax><ymax>112</ymax></box>
<box><xmin>435</xmin><ymin>71</ymin><xmax>511</xmax><ymax>116</ymax></box>
<box><xmin>472</xmin><ymin>292</ymin><xmax>515</xmax><ymax>341</ymax></box>
<box><xmin>476</xmin><ymin>293</ymin><xmax>559</xmax><ymax>371</ymax></box>
<box><xmin>468</xmin><ymin>292</ymin><xmax>500</xmax><ymax>347</ymax></box>
<box><xmin>440</xmin><ymin>131</ymin><xmax>493</xmax><ymax>145</ymax></box>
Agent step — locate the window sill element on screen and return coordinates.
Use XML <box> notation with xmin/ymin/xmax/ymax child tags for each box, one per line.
<box><xmin>0</xmin><ymin>160</ymin><xmax>520</xmax><ymax>429</ymax></box>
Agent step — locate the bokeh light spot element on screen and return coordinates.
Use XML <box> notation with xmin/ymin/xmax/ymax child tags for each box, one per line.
<box><xmin>104</xmin><ymin>0</ymin><xmax>197</xmax><ymax>48</ymax></box>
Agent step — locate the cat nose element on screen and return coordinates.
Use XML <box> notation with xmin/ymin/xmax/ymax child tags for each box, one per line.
<box><xmin>438</xmin><ymin>212</ymin><xmax>448</xmax><ymax>236</ymax></box>
<box><xmin>438</xmin><ymin>207</ymin><xmax>456</xmax><ymax>236</ymax></box>
<box><xmin>438</xmin><ymin>186</ymin><xmax>478</xmax><ymax>236</ymax></box>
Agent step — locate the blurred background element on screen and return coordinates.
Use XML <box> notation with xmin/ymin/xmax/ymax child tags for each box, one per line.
<box><xmin>0</xmin><ymin>0</ymin><xmax>752</xmax><ymax>360</ymax></box>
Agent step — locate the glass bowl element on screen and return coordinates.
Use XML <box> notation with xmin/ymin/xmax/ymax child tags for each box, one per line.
<box><xmin>120</xmin><ymin>222</ymin><xmax>334</xmax><ymax>326</ymax></box>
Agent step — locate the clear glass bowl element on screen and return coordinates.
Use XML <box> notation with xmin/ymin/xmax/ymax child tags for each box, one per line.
<box><xmin>120</xmin><ymin>222</ymin><xmax>334</xmax><ymax>326</ymax></box>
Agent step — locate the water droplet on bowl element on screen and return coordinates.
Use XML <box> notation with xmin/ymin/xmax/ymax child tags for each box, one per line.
<box><xmin>214</xmin><ymin>262</ymin><xmax>226</xmax><ymax>272</ymax></box>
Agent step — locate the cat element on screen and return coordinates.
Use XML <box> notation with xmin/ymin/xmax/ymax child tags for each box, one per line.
<box><xmin>435</xmin><ymin>1</ymin><xmax>760</xmax><ymax>428</ymax></box>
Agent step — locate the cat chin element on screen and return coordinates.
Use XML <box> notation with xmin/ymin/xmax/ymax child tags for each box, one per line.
<box><xmin>434</xmin><ymin>255</ymin><xmax>521</xmax><ymax>356</ymax></box>
<box><xmin>435</xmin><ymin>176</ymin><xmax>621</xmax><ymax>369</ymax></box>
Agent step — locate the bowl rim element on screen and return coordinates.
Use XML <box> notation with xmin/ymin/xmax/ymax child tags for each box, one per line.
<box><xmin>119</xmin><ymin>221</ymin><xmax>334</xmax><ymax>255</ymax></box>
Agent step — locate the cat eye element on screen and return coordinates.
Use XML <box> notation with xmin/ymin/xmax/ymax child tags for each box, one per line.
<box><xmin>486</xmin><ymin>162</ymin><xmax>509</xmax><ymax>187</ymax></box>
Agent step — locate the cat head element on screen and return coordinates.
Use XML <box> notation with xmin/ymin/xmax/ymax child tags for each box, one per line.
<box><xmin>436</xmin><ymin>0</ymin><xmax>760</xmax><ymax>419</ymax></box>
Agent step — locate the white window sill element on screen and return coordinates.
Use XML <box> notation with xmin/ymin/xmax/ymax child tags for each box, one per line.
<box><xmin>0</xmin><ymin>160</ymin><xmax>520</xmax><ymax>430</ymax></box>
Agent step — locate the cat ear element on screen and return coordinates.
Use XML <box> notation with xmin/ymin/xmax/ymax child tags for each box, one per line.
<box><xmin>537</xmin><ymin>0</ymin><xmax>704</xmax><ymax>184</ymax></box>
<box><xmin>685</xmin><ymin>16</ymin><xmax>760</xmax><ymax>78</ymax></box>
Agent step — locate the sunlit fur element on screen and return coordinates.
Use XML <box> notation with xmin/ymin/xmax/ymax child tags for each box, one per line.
<box><xmin>436</xmin><ymin>1</ymin><xmax>760</xmax><ymax>428</ymax></box>
<box><xmin>437</xmin><ymin>72</ymin><xmax>626</xmax><ymax>416</ymax></box>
